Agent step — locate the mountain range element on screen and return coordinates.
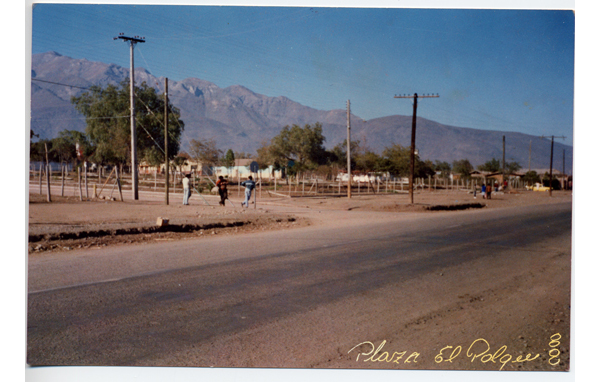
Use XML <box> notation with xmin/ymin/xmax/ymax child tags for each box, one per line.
<box><xmin>30</xmin><ymin>51</ymin><xmax>573</xmax><ymax>172</ymax></box>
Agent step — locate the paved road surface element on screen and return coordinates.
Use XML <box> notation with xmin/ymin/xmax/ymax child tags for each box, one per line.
<box><xmin>27</xmin><ymin>202</ymin><xmax>572</xmax><ymax>367</ymax></box>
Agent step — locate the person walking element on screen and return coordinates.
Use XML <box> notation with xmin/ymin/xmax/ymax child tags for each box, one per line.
<box><xmin>241</xmin><ymin>175</ymin><xmax>255</xmax><ymax>208</ymax></box>
<box><xmin>481</xmin><ymin>183</ymin><xmax>487</xmax><ymax>199</ymax></box>
<box><xmin>216</xmin><ymin>175</ymin><xmax>228</xmax><ymax>206</ymax></box>
<box><xmin>182</xmin><ymin>173</ymin><xmax>191</xmax><ymax>205</ymax></box>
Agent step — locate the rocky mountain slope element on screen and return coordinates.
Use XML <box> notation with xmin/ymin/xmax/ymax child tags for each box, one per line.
<box><xmin>30</xmin><ymin>51</ymin><xmax>572</xmax><ymax>171</ymax></box>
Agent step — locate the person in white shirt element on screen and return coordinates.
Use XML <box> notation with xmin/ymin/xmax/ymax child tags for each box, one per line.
<box><xmin>182</xmin><ymin>173</ymin><xmax>190</xmax><ymax>205</ymax></box>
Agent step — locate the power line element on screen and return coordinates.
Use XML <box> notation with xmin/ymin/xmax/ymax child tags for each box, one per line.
<box><xmin>32</xmin><ymin>78</ymin><xmax>90</xmax><ymax>90</ymax></box>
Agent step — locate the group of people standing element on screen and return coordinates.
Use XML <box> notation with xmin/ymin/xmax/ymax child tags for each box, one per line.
<box><xmin>181</xmin><ymin>174</ymin><xmax>256</xmax><ymax>208</ymax></box>
<box><xmin>475</xmin><ymin>179</ymin><xmax>509</xmax><ymax>199</ymax></box>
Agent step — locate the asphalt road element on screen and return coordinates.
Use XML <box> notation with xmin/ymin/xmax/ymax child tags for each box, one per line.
<box><xmin>27</xmin><ymin>202</ymin><xmax>572</xmax><ymax>367</ymax></box>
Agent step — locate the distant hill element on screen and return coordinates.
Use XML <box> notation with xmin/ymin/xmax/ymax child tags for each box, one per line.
<box><xmin>30</xmin><ymin>51</ymin><xmax>573</xmax><ymax>172</ymax></box>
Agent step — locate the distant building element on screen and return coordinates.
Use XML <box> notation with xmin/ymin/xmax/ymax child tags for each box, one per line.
<box><xmin>213</xmin><ymin>159</ymin><xmax>283</xmax><ymax>179</ymax></box>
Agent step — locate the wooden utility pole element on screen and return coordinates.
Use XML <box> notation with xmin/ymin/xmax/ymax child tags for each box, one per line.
<box><xmin>44</xmin><ymin>143</ymin><xmax>51</xmax><ymax>202</ymax></box>
<box><xmin>541</xmin><ymin>135</ymin><xmax>566</xmax><ymax>197</ymax></box>
<box><xmin>502</xmin><ymin>135</ymin><xmax>505</xmax><ymax>188</ymax></box>
<box><xmin>562</xmin><ymin>149</ymin><xmax>566</xmax><ymax>190</ymax></box>
<box><xmin>528</xmin><ymin>140</ymin><xmax>532</xmax><ymax>172</ymax></box>
<box><xmin>164</xmin><ymin>78</ymin><xmax>169</xmax><ymax>205</ymax></box>
<box><xmin>347</xmin><ymin>100</ymin><xmax>352</xmax><ymax>198</ymax></box>
<box><xmin>114</xmin><ymin>33</ymin><xmax>145</xmax><ymax>200</ymax></box>
<box><xmin>394</xmin><ymin>93</ymin><xmax>439</xmax><ymax>204</ymax></box>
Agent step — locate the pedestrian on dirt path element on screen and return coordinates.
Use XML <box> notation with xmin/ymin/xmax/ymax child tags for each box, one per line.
<box><xmin>481</xmin><ymin>183</ymin><xmax>487</xmax><ymax>199</ymax></box>
<box><xmin>217</xmin><ymin>175</ymin><xmax>228</xmax><ymax>206</ymax></box>
<box><xmin>241</xmin><ymin>175</ymin><xmax>255</xmax><ymax>208</ymax></box>
<box><xmin>182</xmin><ymin>173</ymin><xmax>191</xmax><ymax>205</ymax></box>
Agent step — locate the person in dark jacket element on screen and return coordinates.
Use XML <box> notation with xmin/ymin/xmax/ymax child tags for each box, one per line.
<box><xmin>216</xmin><ymin>176</ymin><xmax>228</xmax><ymax>206</ymax></box>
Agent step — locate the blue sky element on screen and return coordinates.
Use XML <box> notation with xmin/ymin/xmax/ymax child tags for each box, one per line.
<box><xmin>31</xmin><ymin>2</ymin><xmax>574</xmax><ymax>145</ymax></box>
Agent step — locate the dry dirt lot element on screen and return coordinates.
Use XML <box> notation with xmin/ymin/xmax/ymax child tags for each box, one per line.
<box><xmin>28</xmin><ymin>189</ymin><xmax>571</xmax><ymax>253</ymax></box>
<box><xmin>27</xmin><ymin>189</ymin><xmax>572</xmax><ymax>371</ymax></box>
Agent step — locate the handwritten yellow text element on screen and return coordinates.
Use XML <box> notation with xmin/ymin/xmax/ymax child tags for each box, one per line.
<box><xmin>348</xmin><ymin>340</ymin><xmax>420</xmax><ymax>364</ymax></box>
<box><xmin>548</xmin><ymin>333</ymin><xmax>561</xmax><ymax>366</ymax></box>
<box><xmin>466</xmin><ymin>338</ymin><xmax>539</xmax><ymax>370</ymax></box>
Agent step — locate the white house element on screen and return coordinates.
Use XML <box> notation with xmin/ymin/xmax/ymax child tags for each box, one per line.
<box><xmin>213</xmin><ymin>159</ymin><xmax>283</xmax><ymax>180</ymax></box>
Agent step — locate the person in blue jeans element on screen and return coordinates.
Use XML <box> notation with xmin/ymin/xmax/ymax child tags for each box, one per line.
<box><xmin>241</xmin><ymin>175</ymin><xmax>255</xmax><ymax>207</ymax></box>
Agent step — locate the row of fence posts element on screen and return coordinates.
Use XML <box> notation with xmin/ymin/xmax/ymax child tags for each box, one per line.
<box><xmin>32</xmin><ymin>164</ymin><xmax>533</xmax><ymax>203</ymax></box>
<box><xmin>32</xmin><ymin>163</ymin><xmax>126</xmax><ymax>202</ymax></box>
<box><xmin>246</xmin><ymin>175</ymin><xmax>529</xmax><ymax>196</ymax></box>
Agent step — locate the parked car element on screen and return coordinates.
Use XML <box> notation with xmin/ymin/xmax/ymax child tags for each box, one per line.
<box><xmin>526</xmin><ymin>182</ymin><xmax>550</xmax><ymax>192</ymax></box>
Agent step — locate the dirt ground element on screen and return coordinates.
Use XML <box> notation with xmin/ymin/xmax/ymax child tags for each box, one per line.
<box><xmin>27</xmin><ymin>188</ymin><xmax>573</xmax><ymax>372</ymax></box>
<box><xmin>28</xmin><ymin>189</ymin><xmax>571</xmax><ymax>254</ymax></box>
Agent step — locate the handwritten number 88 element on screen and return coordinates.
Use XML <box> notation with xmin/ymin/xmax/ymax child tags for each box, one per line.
<box><xmin>548</xmin><ymin>333</ymin><xmax>561</xmax><ymax>366</ymax></box>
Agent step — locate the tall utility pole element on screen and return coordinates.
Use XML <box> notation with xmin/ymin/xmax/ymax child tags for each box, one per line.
<box><xmin>164</xmin><ymin>78</ymin><xmax>169</xmax><ymax>205</ymax></box>
<box><xmin>541</xmin><ymin>135</ymin><xmax>566</xmax><ymax>197</ymax></box>
<box><xmin>347</xmin><ymin>100</ymin><xmax>352</xmax><ymax>198</ymax></box>
<box><xmin>114</xmin><ymin>33</ymin><xmax>146</xmax><ymax>200</ymax></box>
<box><xmin>562</xmin><ymin>149</ymin><xmax>566</xmax><ymax>190</ymax></box>
<box><xmin>502</xmin><ymin>136</ymin><xmax>506</xmax><ymax>188</ymax></box>
<box><xmin>394</xmin><ymin>93</ymin><xmax>439</xmax><ymax>204</ymax></box>
<box><xmin>528</xmin><ymin>140</ymin><xmax>532</xmax><ymax>172</ymax></box>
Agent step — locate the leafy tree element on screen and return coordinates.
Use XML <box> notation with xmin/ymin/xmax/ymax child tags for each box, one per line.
<box><xmin>355</xmin><ymin>150</ymin><xmax>381</xmax><ymax>173</ymax></box>
<box><xmin>71</xmin><ymin>79</ymin><xmax>184</xmax><ymax>166</ymax></box>
<box><xmin>189</xmin><ymin>138</ymin><xmax>222</xmax><ymax>167</ymax></box>
<box><xmin>256</xmin><ymin>139</ymin><xmax>274</xmax><ymax>171</ymax></box>
<box><xmin>330</xmin><ymin>139</ymin><xmax>361</xmax><ymax>169</ymax></box>
<box><xmin>223</xmin><ymin>149</ymin><xmax>236</xmax><ymax>168</ymax></box>
<box><xmin>542</xmin><ymin>172</ymin><xmax>561</xmax><ymax>190</ymax></box>
<box><xmin>30</xmin><ymin>139</ymin><xmax>54</xmax><ymax>163</ymax></box>
<box><xmin>50</xmin><ymin>130</ymin><xmax>91</xmax><ymax>165</ymax></box>
<box><xmin>522</xmin><ymin>171</ymin><xmax>540</xmax><ymax>185</ymax></box>
<box><xmin>477</xmin><ymin>158</ymin><xmax>501</xmax><ymax>172</ymax></box>
<box><xmin>433</xmin><ymin>160</ymin><xmax>451</xmax><ymax>178</ymax></box>
<box><xmin>452</xmin><ymin>159</ymin><xmax>474</xmax><ymax>179</ymax></box>
<box><xmin>380</xmin><ymin>144</ymin><xmax>434</xmax><ymax>178</ymax></box>
<box><xmin>505</xmin><ymin>161</ymin><xmax>522</xmax><ymax>174</ymax></box>
<box><xmin>267</xmin><ymin>123</ymin><xmax>327</xmax><ymax>174</ymax></box>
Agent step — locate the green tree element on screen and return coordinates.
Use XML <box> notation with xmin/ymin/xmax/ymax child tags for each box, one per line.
<box><xmin>255</xmin><ymin>139</ymin><xmax>274</xmax><ymax>171</ymax></box>
<box><xmin>505</xmin><ymin>161</ymin><xmax>522</xmax><ymax>174</ymax></box>
<box><xmin>355</xmin><ymin>150</ymin><xmax>381</xmax><ymax>173</ymax></box>
<box><xmin>380</xmin><ymin>144</ymin><xmax>434</xmax><ymax>178</ymax></box>
<box><xmin>330</xmin><ymin>139</ymin><xmax>361</xmax><ymax>169</ymax></box>
<box><xmin>522</xmin><ymin>170</ymin><xmax>540</xmax><ymax>185</ymax></box>
<box><xmin>50</xmin><ymin>130</ymin><xmax>91</xmax><ymax>165</ymax></box>
<box><xmin>30</xmin><ymin>139</ymin><xmax>55</xmax><ymax>163</ymax></box>
<box><xmin>433</xmin><ymin>160</ymin><xmax>452</xmax><ymax>178</ymax></box>
<box><xmin>452</xmin><ymin>159</ymin><xmax>474</xmax><ymax>179</ymax></box>
<box><xmin>542</xmin><ymin>172</ymin><xmax>561</xmax><ymax>190</ymax></box>
<box><xmin>71</xmin><ymin>79</ymin><xmax>184</xmax><ymax>166</ymax></box>
<box><xmin>477</xmin><ymin>158</ymin><xmax>501</xmax><ymax>172</ymax></box>
<box><xmin>223</xmin><ymin>149</ymin><xmax>236</xmax><ymax>168</ymax></box>
<box><xmin>267</xmin><ymin>123</ymin><xmax>327</xmax><ymax>174</ymax></box>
